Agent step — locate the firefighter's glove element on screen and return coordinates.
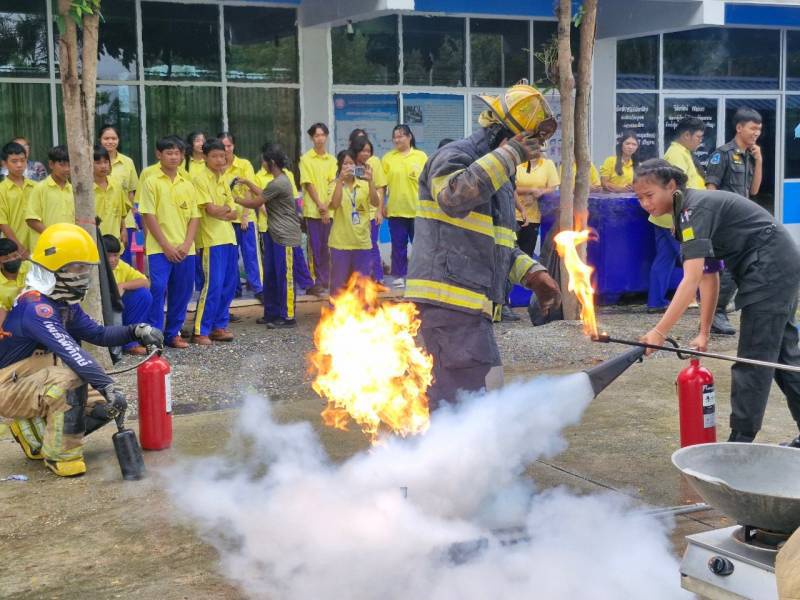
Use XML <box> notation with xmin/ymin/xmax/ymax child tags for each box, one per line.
<box><xmin>523</xmin><ymin>269</ymin><xmax>562</xmax><ymax>316</ymax></box>
<box><xmin>100</xmin><ymin>385</ymin><xmax>128</xmax><ymax>420</ymax></box>
<box><xmin>132</xmin><ymin>323</ymin><xmax>164</xmax><ymax>349</ymax></box>
<box><xmin>507</xmin><ymin>131</ymin><xmax>544</xmax><ymax>164</ymax></box>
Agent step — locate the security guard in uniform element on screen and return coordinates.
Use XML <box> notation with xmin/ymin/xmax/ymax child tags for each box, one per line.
<box><xmin>633</xmin><ymin>159</ymin><xmax>800</xmax><ymax>445</ymax></box>
<box><xmin>405</xmin><ymin>82</ymin><xmax>562</xmax><ymax>408</ymax></box>
<box><xmin>705</xmin><ymin>107</ymin><xmax>764</xmax><ymax>336</ymax></box>
<box><xmin>0</xmin><ymin>224</ymin><xmax>163</xmax><ymax>476</ymax></box>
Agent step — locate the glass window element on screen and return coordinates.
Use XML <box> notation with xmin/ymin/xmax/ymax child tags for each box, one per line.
<box><xmin>532</xmin><ymin>21</ymin><xmax>579</xmax><ymax>89</ymax></box>
<box><xmin>470</xmin><ymin>19</ymin><xmax>529</xmax><ymax>88</ymax></box>
<box><xmin>331</xmin><ymin>16</ymin><xmax>398</xmax><ymax>86</ymax></box>
<box><xmin>616</xmin><ymin>36</ymin><xmax>658</xmax><ymax>90</ymax></box>
<box><xmin>53</xmin><ymin>0</ymin><xmax>137</xmax><ymax>81</ymax></box>
<box><xmin>0</xmin><ymin>0</ymin><xmax>49</xmax><ymax>77</ymax></box>
<box><xmin>144</xmin><ymin>86</ymin><xmax>222</xmax><ymax>162</ymax></box>
<box><xmin>224</xmin><ymin>6</ymin><xmax>298</xmax><ymax>83</ymax></box>
<box><xmin>142</xmin><ymin>2</ymin><xmax>220</xmax><ymax>81</ymax></box>
<box><xmin>403</xmin><ymin>16</ymin><xmax>465</xmax><ymax>87</ymax></box>
<box><xmin>0</xmin><ymin>82</ymin><xmax>52</xmax><ymax>165</ymax></box>
<box><xmin>785</xmin><ymin>96</ymin><xmax>800</xmax><ymax>179</ymax></box>
<box><xmin>57</xmin><ymin>85</ymin><xmax>142</xmax><ymax>171</ymax></box>
<box><xmin>787</xmin><ymin>31</ymin><xmax>800</xmax><ymax>92</ymax></box>
<box><xmin>615</xmin><ymin>93</ymin><xmax>658</xmax><ymax>160</ymax></box>
<box><xmin>402</xmin><ymin>93</ymin><xmax>464</xmax><ymax>156</ymax></box>
<box><xmin>663</xmin><ymin>27</ymin><xmax>779</xmax><ymax>90</ymax></box>
<box><xmin>226</xmin><ymin>87</ymin><xmax>299</xmax><ymax>170</ymax></box>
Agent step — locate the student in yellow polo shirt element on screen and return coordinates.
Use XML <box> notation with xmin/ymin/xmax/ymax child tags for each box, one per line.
<box><xmin>138</xmin><ymin>136</ymin><xmax>201</xmax><ymax>349</ymax></box>
<box><xmin>99</xmin><ymin>124</ymin><xmax>139</xmax><ymax>264</ymax></box>
<box><xmin>0</xmin><ymin>141</ymin><xmax>35</xmax><ymax>255</ymax></box>
<box><xmin>102</xmin><ymin>235</ymin><xmax>151</xmax><ymax>356</ymax></box>
<box><xmin>382</xmin><ymin>124</ymin><xmax>427</xmax><ymax>286</ymax></box>
<box><xmin>220</xmin><ymin>131</ymin><xmax>262</xmax><ymax>299</ymax></box>
<box><xmin>327</xmin><ymin>150</ymin><xmax>381</xmax><ymax>294</ymax></box>
<box><xmin>93</xmin><ymin>145</ymin><xmax>128</xmax><ymax>241</ymax></box>
<box><xmin>514</xmin><ymin>144</ymin><xmax>560</xmax><ymax>257</ymax></box>
<box><xmin>185</xmin><ymin>131</ymin><xmax>207</xmax><ymax>178</ymax></box>
<box><xmin>191</xmin><ymin>138</ymin><xmax>239</xmax><ymax>345</ymax></box>
<box><xmin>299</xmin><ymin>122</ymin><xmax>337</xmax><ymax>293</ymax></box>
<box><xmin>0</xmin><ymin>239</ymin><xmax>27</xmax><ymax>330</ymax></box>
<box><xmin>349</xmin><ymin>131</ymin><xmax>387</xmax><ymax>283</ymax></box>
<box><xmin>25</xmin><ymin>145</ymin><xmax>74</xmax><ymax>250</ymax></box>
<box><xmin>600</xmin><ymin>130</ymin><xmax>640</xmax><ymax>193</ymax></box>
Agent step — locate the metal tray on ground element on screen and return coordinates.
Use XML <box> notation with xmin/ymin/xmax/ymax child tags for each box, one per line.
<box><xmin>672</xmin><ymin>443</ymin><xmax>800</xmax><ymax>534</ymax></box>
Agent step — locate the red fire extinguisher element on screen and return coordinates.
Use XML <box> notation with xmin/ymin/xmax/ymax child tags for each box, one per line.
<box><xmin>676</xmin><ymin>358</ymin><xmax>716</xmax><ymax>447</ymax></box>
<box><xmin>137</xmin><ymin>350</ymin><xmax>173</xmax><ymax>450</ymax></box>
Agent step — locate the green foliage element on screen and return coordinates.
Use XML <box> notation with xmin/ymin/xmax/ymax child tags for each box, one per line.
<box><xmin>55</xmin><ymin>0</ymin><xmax>102</xmax><ymax>35</ymax></box>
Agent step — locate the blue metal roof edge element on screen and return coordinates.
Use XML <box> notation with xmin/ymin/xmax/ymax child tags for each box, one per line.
<box><xmin>412</xmin><ymin>0</ymin><xmax>565</xmax><ymax>18</ymax></box>
<box><xmin>725</xmin><ymin>3</ymin><xmax>800</xmax><ymax>27</ymax></box>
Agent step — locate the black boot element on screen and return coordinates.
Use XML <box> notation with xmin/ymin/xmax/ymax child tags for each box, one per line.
<box><xmin>501</xmin><ymin>305</ymin><xmax>520</xmax><ymax>322</ymax></box>
<box><xmin>780</xmin><ymin>436</ymin><xmax>800</xmax><ymax>448</ymax></box>
<box><xmin>728</xmin><ymin>430</ymin><xmax>756</xmax><ymax>443</ymax></box>
<box><xmin>711</xmin><ymin>311</ymin><xmax>736</xmax><ymax>335</ymax></box>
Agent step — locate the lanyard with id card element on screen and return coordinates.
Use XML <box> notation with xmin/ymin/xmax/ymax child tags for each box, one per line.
<box><xmin>350</xmin><ymin>186</ymin><xmax>361</xmax><ymax>226</ymax></box>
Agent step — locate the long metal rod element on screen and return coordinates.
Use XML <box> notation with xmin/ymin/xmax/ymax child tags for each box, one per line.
<box><xmin>594</xmin><ymin>334</ymin><xmax>800</xmax><ymax>374</ymax></box>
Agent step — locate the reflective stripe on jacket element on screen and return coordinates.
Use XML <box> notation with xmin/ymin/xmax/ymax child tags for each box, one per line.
<box><xmin>405</xmin><ymin>129</ymin><xmax>544</xmax><ymax>318</ymax></box>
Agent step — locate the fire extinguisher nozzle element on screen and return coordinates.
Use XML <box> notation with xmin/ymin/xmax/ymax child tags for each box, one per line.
<box><xmin>113</xmin><ymin>428</ymin><xmax>146</xmax><ymax>481</ymax></box>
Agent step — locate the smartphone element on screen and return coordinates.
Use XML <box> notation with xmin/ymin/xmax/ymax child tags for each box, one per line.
<box><xmin>353</xmin><ymin>165</ymin><xmax>366</xmax><ymax>178</ymax></box>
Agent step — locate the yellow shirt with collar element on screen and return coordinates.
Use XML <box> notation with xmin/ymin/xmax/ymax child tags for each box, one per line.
<box><xmin>254</xmin><ymin>167</ymin><xmax>298</xmax><ymax>233</ymax></box>
<box><xmin>299</xmin><ymin>149</ymin><xmax>337</xmax><ymax>219</ymax></box>
<box><xmin>109</xmin><ymin>152</ymin><xmax>138</xmax><ymax>229</ymax></box>
<box><xmin>192</xmin><ymin>166</ymin><xmax>238</xmax><ymax>248</ymax></box>
<box><xmin>134</xmin><ymin>162</ymin><xmax>188</xmax><ymax>204</ymax></box>
<box><xmin>0</xmin><ymin>262</ymin><xmax>28</xmax><ymax>311</ymax></box>
<box><xmin>599</xmin><ymin>156</ymin><xmax>634</xmax><ymax>188</ymax></box>
<box><xmin>25</xmin><ymin>175</ymin><xmax>74</xmax><ymax>250</ymax></box>
<box><xmin>382</xmin><ymin>148</ymin><xmax>428</xmax><ymax>219</ymax></box>
<box><xmin>224</xmin><ymin>155</ymin><xmax>256</xmax><ymax>225</ymax></box>
<box><xmin>187</xmin><ymin>157</ymin><xmax>206</xmax><ymax>179</ymax></box>
<box><xmin>651</xmin><ymin>141</ymin><xmax>707</xmax><ymax>229</ymax></box>
<box><xmin>138</xmin><ymin>168</ymin><xmax>201</xmax><ymax>256</ymax></box>
<box><xmin>0</xmin><ymin>177</ymin><xmax>35</xmax><ymax>251</ymax></box>
<box><xmin>515</xmin><ymin>158</ymin><xmax>559</xmax><ymax>223</ymax></box>
<box><xmin>94</xmin><ymin>177</ymin><xmax>128</xmax><ymax>240</ymax></box>
<box><xmin>112</xmin><ymin>260</ymin><xmax>147</xmax><ymax>285</ymax></box>
<box><xmin>366</xmin><ymin>155</ymin><xmax>386</xmax><ymax>220</ymax></box>
<box><xmin>327</xmin><ymin>179</ymin><xmax>372</xmax><ymax>250</ymax></box>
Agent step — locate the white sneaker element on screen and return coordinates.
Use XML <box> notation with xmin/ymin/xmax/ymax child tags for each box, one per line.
<box><xmin>393</xmin><ymin>279</ymin><xmax>406</xmax><ymax>289</ymax></box>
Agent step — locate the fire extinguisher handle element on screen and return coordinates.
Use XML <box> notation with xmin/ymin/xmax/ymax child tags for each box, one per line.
<box><xmin>665</xmin><ymin>337</ymin><xmax>690</xmax><ymax>360</ymax></box>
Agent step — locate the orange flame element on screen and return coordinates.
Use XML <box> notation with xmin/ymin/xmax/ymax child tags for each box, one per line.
<box><xmin>554</xmin><ymin>229</ymin><xmax>598</xmax><ymax>338</ymax></box>
<box><xmin>309</xmin><ymin>275</ymin><xmax>433</xmax><ymax>443</ymax></box>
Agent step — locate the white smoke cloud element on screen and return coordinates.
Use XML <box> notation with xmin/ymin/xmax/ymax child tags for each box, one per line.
<box><xmin>168</xmin><ymin>373</ymin><xmax>688</xmax><ymax>600</ymax></box>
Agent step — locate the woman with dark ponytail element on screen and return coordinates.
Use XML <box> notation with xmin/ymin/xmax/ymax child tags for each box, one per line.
<box><xmin>599</xmin><ymin>129</ymin><xmax>639</xmax><ymax>192</ymax></box>
<box><xmin>185</xmin><ymin>131</ymin><xmax>206</xmax><ymax>177</ymax></box>
<box><xmin>632</xmin><ymin>158</ymin><xmax>800</xmax><ymax>446</ymax></box>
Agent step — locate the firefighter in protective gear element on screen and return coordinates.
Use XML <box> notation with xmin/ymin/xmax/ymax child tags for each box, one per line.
<box><xmin>0</xmin><ymin>223</ymin><xmax>163</xmax><ymax>477</ymax></box>
<box><xmin>405</xmin><ymin>82</ymin><xmax>562</xmax><ymax>408</ymax></box>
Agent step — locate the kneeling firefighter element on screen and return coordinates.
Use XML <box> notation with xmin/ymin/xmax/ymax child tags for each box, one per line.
<box><xmin>0</xmin><ymin>223</ymin><xmax>163</xmax><ymax>477</ymax></box>
<box><xmin>405</xmin><ymin>81</ymin><xmax>562</xmax><ymax>409</ymax></box>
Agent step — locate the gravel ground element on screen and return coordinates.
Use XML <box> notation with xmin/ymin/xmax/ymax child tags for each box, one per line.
<box><xmin>112</xmin><ymin>298</ymin><xmax>740</xmax><ymax>418</ymax></box>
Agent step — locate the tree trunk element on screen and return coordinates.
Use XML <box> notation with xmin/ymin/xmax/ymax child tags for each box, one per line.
<box><xmin>57</xmin><ymin>1</ymin><xmax>109</xmax><ymax>367</ymax></box>
<box><xmin>574</xmin><ymin>0</ymin><xmax>597</xmax><ymax>234</ymax></box>
<box><xmin>557</xmin><ymin>0</ymin><xmax>578</xmax><ymax>321</ymax></box>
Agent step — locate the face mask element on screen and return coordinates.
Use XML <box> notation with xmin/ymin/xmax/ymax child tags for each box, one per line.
<box><xmin>51</xmin><ymin>269</ymin><xmax>92</xmax><ymax>304</ymax></box>
<box><xmin>2</xmin><ymin>258</ymin><xmax>21</xmax><ymax>274</ymax></box>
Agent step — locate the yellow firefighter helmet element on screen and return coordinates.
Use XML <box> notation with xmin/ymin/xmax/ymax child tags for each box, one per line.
<box><xmin>30</xmin><ymin>223</ymin><xmax>100</xmax><ymax>272</ymax></box>
<box><xmin>477</xmin><ymin>80</ymin><xmax>557</xmax><ymax>139</ymax></box>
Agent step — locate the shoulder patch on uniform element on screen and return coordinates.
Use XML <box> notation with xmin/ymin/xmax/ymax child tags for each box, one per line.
<box><xmin>709</xmin><ymin>153</ymin><xmax>721</xmax><ymax>165</ymax></box>
<box><xmin>34</xmin><ymin>303</ymin><xmax>54</xmax><ymax>318</ymax></box>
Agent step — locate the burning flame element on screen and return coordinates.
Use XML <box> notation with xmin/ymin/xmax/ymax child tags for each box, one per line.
<box><xmin>310</xmin><ymin>275</ymin><xmax>433</xmax><ymax>443</ymax></box>
<box><xmin>554</xmin><ymin>229</ymin><xmax>598</xmax><ymax>338</ymax></box>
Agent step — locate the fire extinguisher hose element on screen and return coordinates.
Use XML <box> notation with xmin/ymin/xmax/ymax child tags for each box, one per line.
<box><xmin>592</xmin><ymin>333</ymin><xmax>800</xmax><ymax>374</ymax></box>
<box><xmin>106</xmin><ymin>347</ymin><xmax>161</xmax><ymax>376</ymax></box>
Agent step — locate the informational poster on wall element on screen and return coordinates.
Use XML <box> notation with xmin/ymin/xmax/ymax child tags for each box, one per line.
<box><xmin>333</xmin><ymin>94</ymin><xmax>399</xmax><ymax>157</ymax></box>
<box><xmin>470</xmin><ymin>91</ymin><xmax>562</xmax><ymax>163</ymax></box>
<box><xmin>663</xmin><ymin>98</ymin><xmax>719</xmax><ymax>167</ymax></box>
<box><xmin>401</xmin><ymin>94</ymin><xmax>464</xmax><ymax>156</ymax></box>
<box><xmin>615</xmin><ymin>93</ymin><xmax>658</xmax><ymax>160</ymax></box>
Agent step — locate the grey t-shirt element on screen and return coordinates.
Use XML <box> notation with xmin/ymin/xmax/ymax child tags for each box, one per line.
<box><xmin>262</xmin><ymin>173</ymin><xmax>301</xmax><ymax>247</ymax></box>
<box><xmin>673</xmin><ymin>189</ymin><xmax>800</xmax><ymax>308</ymax></box>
